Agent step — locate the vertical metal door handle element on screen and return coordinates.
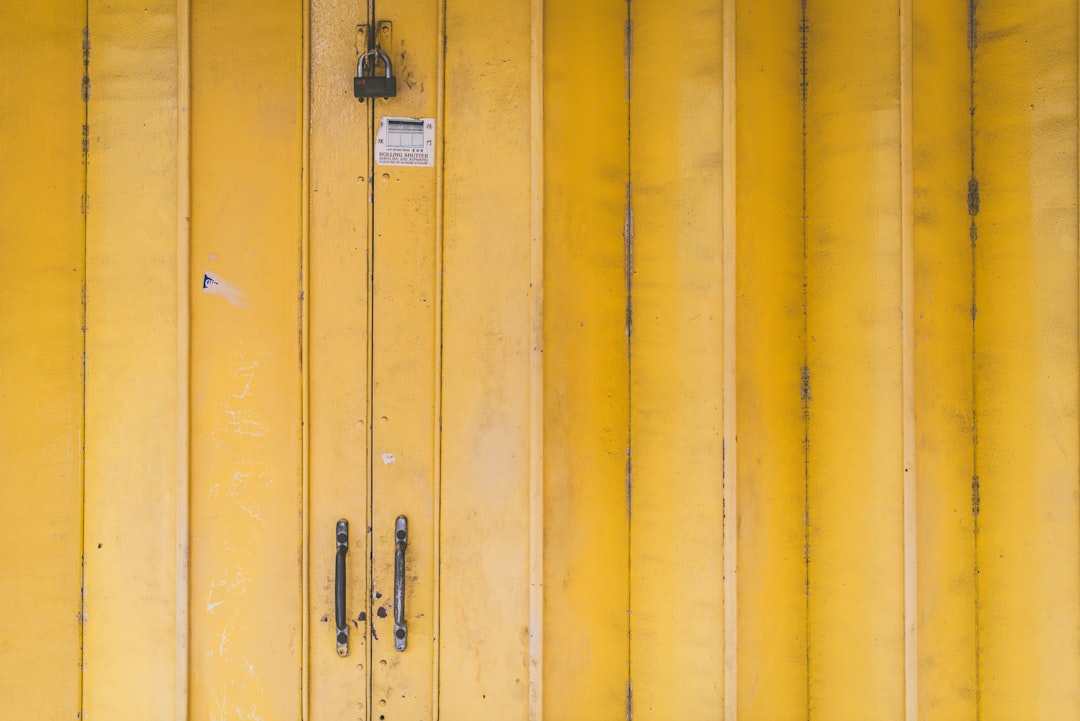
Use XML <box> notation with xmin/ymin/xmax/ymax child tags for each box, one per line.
<box><xmin>394</xmin><ymin>515</ymin><xmax>408</xmax><ymax>651</ymax></box>
<box><xmin>336</xmin><ymin>520</ymin><xmax>349</xmax><ymax>657</ymax></box>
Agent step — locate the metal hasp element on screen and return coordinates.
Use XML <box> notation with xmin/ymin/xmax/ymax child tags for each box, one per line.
<box><xmin>354</xmin><ymin>47</ymin><xmax>397</xmax><ymax>100</ymax></box>
<box><xmin>393</xmin><ymin>515</ymin><xmax>408</xmax><ymax>651</ymax></box>
<box><xmin>335</xmin><ymin>520</ymin><xmax>349</xmax><ymax>657</ymax></box>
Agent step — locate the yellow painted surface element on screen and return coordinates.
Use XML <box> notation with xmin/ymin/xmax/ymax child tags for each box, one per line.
<box><xmin>82</xmin><ymin>1</ymin><xmax>180</xmax><ymax>719</ymax></box>
<box><xmin>188</xmin><ymin>1</ymin><xmax>304</xmax><ymax>719</ymax></box>
<box><xmin>366</xmin><ymin>0</ymin><xmax>441</xmax><ymax>717</ymax></box>
<box><xmin>733</xmin><ymin>0</ymin><xmax>808</xmax><ymax>717</ymax></box>
<box><xmin>543</xmin><ymin>1</ymin><xmax>631</xmax><ymax>719</ymax></box>
<box><xmin>439</xmin><ymin>0</ymin><xmax>535</xmax><ymax>716</ymax></box>
<box><xmin>4</xmin><ymin>2</ymin><xmax>1080</xmax><ymax>719</ymax></box>
<box><xmin>975</xmin><ymin>2</ymin><xmax>1080</xmax><ymax>717</ymax></box>
<box><xmin>307</xmin><ymin>1</ymin><xmax>371</xmax><ymax>719</ymax></box>
<box><xmin>912</xmin><ymin>1</ymin><xmax>978</xmax><ymax>718</ymax></box>
<box><xmin>0</xmin><ymin>4</ymin><xmax>85</xmax><ymax>718</ymax></box>
<box><xmin>804</xmin><ymin>2</ymin><xmax>906</xmax><ymax>718</ymax></box>
<box><xmin>628</xmin><ymin>0</ymin><xmax>726</xmax><ymax>718</ymax></box>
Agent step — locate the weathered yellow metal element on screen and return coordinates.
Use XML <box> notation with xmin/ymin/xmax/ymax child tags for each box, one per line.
<box><xmin>913</xmin><ymin>1</ymin><xmax>979</xmax><ymax>718</ymax></box>
<box><xmin>628</xmin><ymin>0</ymin><xmax>727</xmax><ymax>717</ymax></box>
<box><xmin>307</xmin><ymin>1</ymin><xmax>372</xmax><ymax>718</ymax></box>
<box><xmin>733</xmin><ymin>1</ymin><xmax>809</xmax><ymax>718</ymax></box>
<box><xmin>542</xmin><ymin>1</ymin><xmax>631</xmax><ymax>719</ymax></box>
<box><xmin>0</xmin><ymin>4</ymin><xmax>85</xmax><ymax>719</ymax></box>
<box><xmin>187</xmin><ymin>1</ymin><xmax>305</xmax><ymax>718</ymax></box>
<box><xmin>438</xmin><ymin>0</ymin><xmax>537</xmax><ymax>715</ymax></box>
<box><xmin>366</xmin><ymin>0</ymin><xmax>441</xmax><ymax>715</ymax></box>
<box><xmin>82</xmin><ymin>2</ymin><xmax>181</xmax><ymax>719</ymax></box>
<box><xmin>3</xmin><ymin>2</ymin><xmax>1080</xmax><ymax>719</ymax></box>
<box><xmin>975</xmin><ymin>1</ymin><xmax>1080</xmax><ymax>717</ymax></box>
<box><xmin>805</xmin><ymin>2</ymin><xmax>907</xmax><ymax>718</ymax></box>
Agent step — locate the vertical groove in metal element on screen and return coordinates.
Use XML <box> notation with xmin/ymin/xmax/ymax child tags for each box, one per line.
<box><xmin>364</xmin><ymin>19</ymin><xmax>376</xmax><ymax>720</ymax></box>
<box><xmin>299</xmin><ymin>0</ymin><xmax>312</xmax><ymax>717</ymax></box>
<box><xmin>528</xmin><ymin>0</ymin><xmax>545</xmax><ymax>715</ymax></box>
<box><xmin>78</xmin><ymin>3</ymin><xmax>90</xmax><ymax>719</ymax></box>
<box><xmin>432</xmin><ymin>0</ymin><xmax>446</xmax><ymax>715</ymax></box>
<box><xmin>799</xmin><ymin>2</ymin><xmax>812</xmax><ymax>717</ymax></box>
<box><xmin>623</xmin><ymin>2</ymin><xmax>634</xmax><ymax>718</ymax></box>
<box><xmin>175</xmin><ymin>0</ymin><xmax>192</xmax><ymax>717</ymax></box>
<box><xmin>721</xmin><ymin>0</ymin><xmax>738</xmax><ymax>716</ymax></box>
<box><xmin>967</xmin><ymin>2</ymin><xmax>982</xmax><ymax>717</ymax></box>
<box><xmin>900</xmin><ymin>0</ymin><xmax>918</xmax><ymax>718</ymax></box>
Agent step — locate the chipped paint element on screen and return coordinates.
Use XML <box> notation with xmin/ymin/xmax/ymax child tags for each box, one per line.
<box><xmin>202</xmin><ymin>271</ymin><xmax>247</xmax><ymax>306</ymax></box>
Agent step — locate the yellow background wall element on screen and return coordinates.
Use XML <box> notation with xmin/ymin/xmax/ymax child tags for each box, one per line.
<box><xmin>0</xmin><ymin>1</ymin><xmax>1077</xmax><ymax>720</ymax></box>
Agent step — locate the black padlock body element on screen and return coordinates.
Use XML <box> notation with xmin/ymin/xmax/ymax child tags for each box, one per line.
<box><xmin>354</xmin><ymin>75</ymin><xmax>397</xmax><ymax>99</ymax></box>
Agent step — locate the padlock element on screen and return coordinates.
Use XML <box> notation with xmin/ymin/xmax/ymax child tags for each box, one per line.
<box><xmin>354</xmin><ymin>47</ymin><xmax>397</xmax><ymax>100</ymax></box>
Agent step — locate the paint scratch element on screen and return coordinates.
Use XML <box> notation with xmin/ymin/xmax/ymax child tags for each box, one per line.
<box><xmin>232</xmin><ymin>361</ymin><xmax>260</xmax><ymax>399</ymax></box>
<box><xmin>202</xmin><ymin>271</ymin><xmax>247</xmax><ymax>307</ymax></box>
<box><xmin>220</xmin><ymin>409</ymin><xmax>266</xmax><ymax>439</ymax></box>
<box><xmin>238</xmin><ymin>504</ymin><xmax>266</xmax><ymax>524</ymax></box>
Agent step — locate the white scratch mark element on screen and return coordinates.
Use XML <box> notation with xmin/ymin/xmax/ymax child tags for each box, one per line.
<box><xmin>382</xmin><ymin>453</ymin><xmax>396</xmax><ymax>465</ymax></box>
<box><xmin>205</xmin><ymin>573</ymin><xmax>252</xmax><ymax>616</ymax></box>
<box><xmin>228</xmin><ymin>574</ymin><xmax>252</xmax><ymax>595</ymax></box>
<box><xmin>229</xmin><ymin>468</ymin><xmax>252</xmax><ymax>497</ymax></box>
<box><xmin>233</xmin><ymin>705</ymin><xmax>263</xmax><ymax>721</ymax></box>
<box><xmin>221</xmin><ymin>409</ymin><xmax>265</xmax><ymax>438</ymax></box>
<box><xmin>208</xmin><ymin>684</ymin><xmax>227</xmax><ymax>721</ymax></box>
<box><xmin>202</xmin><ymin>270</ymin><xmax>247</xmax><ymax>307</ymax></box>
<box><xmin>238</xmin><ymin>504</ymin><xmax>265</xmax><ymax>524</ymax></box>
<box><xmin>232</xmin><ymin>361</ymin><xmax>260</xmax><ymax>399</ymax></box>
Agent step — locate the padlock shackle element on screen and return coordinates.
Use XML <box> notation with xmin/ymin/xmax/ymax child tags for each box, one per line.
<box><xmin>357</xmin><ymin>47</ymin><xmax>393</xmax><ymax>80</ymax></box>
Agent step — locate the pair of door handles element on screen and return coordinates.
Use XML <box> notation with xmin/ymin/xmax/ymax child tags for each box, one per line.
<box><xmin>335</xmin><ymin>516</ymin><xmax>408</xmax><ymax>656</ymax></box>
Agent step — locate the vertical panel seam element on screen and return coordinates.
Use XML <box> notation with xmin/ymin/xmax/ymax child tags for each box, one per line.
<box><xmin>300</xmin><ymin>0</ymin><xmax>312</xmax><ymax>717</ymax></box>
<box><xmin>721</xmin><ymin>0</ymin><xmax>738</xmax><ymax>717</ymax></box>
<box><xmin>900</xmin><ymin>1</ymin><xmax>918</xmax><ymax>719</ymax></box>
<box><xmin>79</xmin><ymin>5</ymin><xmax>90</xmax><ymax>719</ymax></box>
<box><xmin>528</xmin><ymin>0</ymin><xmax>545</xmax><ymax>715</ymax></box>
<box><xmin>624</xmin><ymin>2</ymin><xmax>634</xmax><ymax>719</ymax></box>
<box><xmin>363</xmin><ymin>10</ymin><xmax>377</xmax><ymax>720</ymax></box>
<box><xmin>176</xmin><ymin>0</ymin><xmax>192</xmax><ymax>716</ymax></box>
<box><xmin>969</xmin><ymin>0</ymin><xmax>983</xmax><ymax>712</ymax></box>
<box><xmin>432</xmin><ymin>0</ymin><xmax>447</xmax><ymax>716</ymax></box>
<box><xmin>967</xmin><ymin>3</ymin><xmax>982</xmax><ymax>718</ymax></box>
<box><xmin>799</xmin><ymin>3</ymin><xmax>812</xmax><ymax>719</ymax></box>
<box><xmin>175</xmin><ymin>0</ymin><xmax>192</xmax><ymax>716</ymax></box>
<box><xmin>360</xmin><ymin>8</ymin><xmax>378</xmax><ymax>720</ymax></box>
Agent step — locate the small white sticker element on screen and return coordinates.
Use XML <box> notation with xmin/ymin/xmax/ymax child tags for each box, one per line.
<box><xmin>376</xmin><ymin>117</ymin><xmax>435</xmax><ymax>167</ymax></box>
<box><xmin>381</xmin><ymin>453</ymin><xmax>396</xmax><ymax>465</ymax></box>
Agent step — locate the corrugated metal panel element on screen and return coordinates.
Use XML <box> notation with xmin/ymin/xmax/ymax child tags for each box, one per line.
<box><xmin>1</xmin><ymin>1</ymin><xmax>1077</xmax><ymax>719</ymax></box>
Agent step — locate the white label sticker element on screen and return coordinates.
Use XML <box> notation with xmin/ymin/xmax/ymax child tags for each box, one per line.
<box><xmin>376</xmin><ymin>117</ymin><xmax>435</xmax><ymax>167</ymax></box>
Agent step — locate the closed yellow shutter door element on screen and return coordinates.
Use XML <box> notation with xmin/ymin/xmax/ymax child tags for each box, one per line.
<box><xmin>1</xmin><ymin>2</ymin><xmax>1077</xmax><ymax>719</ymax></box>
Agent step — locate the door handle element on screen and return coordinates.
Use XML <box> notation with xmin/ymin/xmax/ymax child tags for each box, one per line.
<box><xmin>335</xmin><ymin>519</ymin><xmax>349</xmax><ymax>657</ymax></box>
<box><xmin>394</xmin><ymin>515</ymin><xmax>408</xmax><ymax>651</ymax></box>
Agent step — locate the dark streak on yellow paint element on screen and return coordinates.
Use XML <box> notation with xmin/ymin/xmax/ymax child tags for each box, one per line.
<box><xmin>799</xmin><ymin>3</ymin><xmax>812</xmax><ymax>719</ymax></box>
<box><xmin>967</xmin><ymin>1</ymin><xmax>983</xmax><ymax>717</ymax></box>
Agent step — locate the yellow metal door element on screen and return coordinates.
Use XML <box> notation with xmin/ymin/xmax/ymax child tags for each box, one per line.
<box><xmin>309</xmin><ymin>0</ymin><xmax>537</xmax><ymax>717</ymax></box>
